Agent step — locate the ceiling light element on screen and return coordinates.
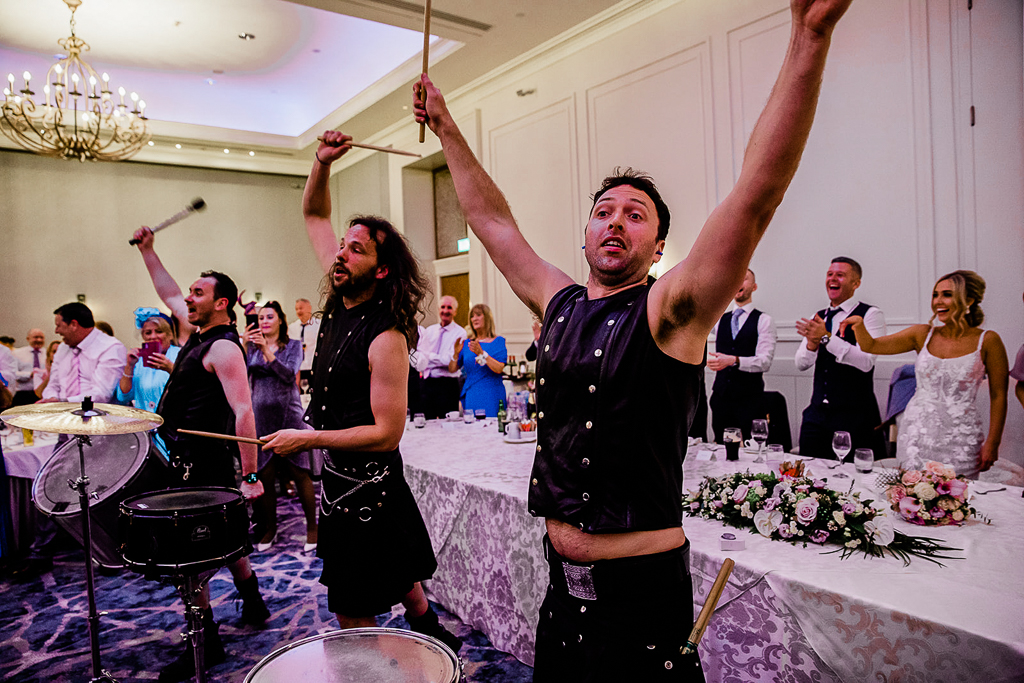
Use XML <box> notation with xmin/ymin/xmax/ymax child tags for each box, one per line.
<box><xmin>147</xmin><ymin>140</ymin><xmax>154</xmax><ymax>146</ymax></box>
<box><xmin>223</xmin><ymin>148</ymin><xmax>229</xmax><ymax>153</ymax></box>
<box><xmin>238</xmin><ymin>33</ymin><xmax>256</xmax><ymax>41</ymax></box>
<box><xmin>0</xmin><ymin>0</ymin><xmax>149</xmax><ymax>162</ymax></box>
<box><xmin>248</xmin><ymin>151</ymin><xmax>255</xmax><ymax>156</ymax></box>
<box><xmin>175</xmin><ymin>143</ymin><xmax>181</xmax><ymax>149</ymax></box>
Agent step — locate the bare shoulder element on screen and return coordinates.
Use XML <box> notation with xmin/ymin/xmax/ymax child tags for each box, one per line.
<box><xmin>369</xmin><ymin>329</ymin><xmax>409</xmax><ymax>364</ymax></box>
<box><xmin>203</xmin><ymin>338</ymin><xmax>245</xmax><ymax>369</ymax></box>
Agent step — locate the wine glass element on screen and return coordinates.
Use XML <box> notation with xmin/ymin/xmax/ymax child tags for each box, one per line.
<box><xmin>751</xmin><ymin>419</ymin><xmax>769</xmax><ymax>463</ymax></box>
<box><xmin>831</xmin><ymin>431</ymin><xmax>852</xmax><ymax>477</ymax></box>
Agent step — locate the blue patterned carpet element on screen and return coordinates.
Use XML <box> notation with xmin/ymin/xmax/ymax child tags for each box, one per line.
<box><xmin>0</xmin><ymin>494</ymin><xmax>534</xmax><ymax>682</ymax></box>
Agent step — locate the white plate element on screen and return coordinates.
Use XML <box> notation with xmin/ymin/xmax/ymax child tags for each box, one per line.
<box><xmin>504</xmin><ymin>432</ymin><xmax>538</xmax><ymax>444</ymax></box>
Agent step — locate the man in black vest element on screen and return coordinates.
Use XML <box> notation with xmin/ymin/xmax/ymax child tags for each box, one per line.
<box><xmin>414</xmin><ymin>0</ymin><xmax>854</xmax><ymax>678</ymax></box>
<box><xmin>259</xmin><ymin>134</ymin><xmax>460</xmax><ymax>653</ymax></box>
<box><xmin>132</xmin><ymin>228</ymin><xmax>270</xmax><ymax>682</ymax></box>
<box><xmin>796</xmin><ymin>256</ymin><xmax>887</xmax><ymax>461</ymax></box>
<box><xmin>708</xmin><ymin>269</ymin><xmax>777</xmax><ymax>442</ymax></box>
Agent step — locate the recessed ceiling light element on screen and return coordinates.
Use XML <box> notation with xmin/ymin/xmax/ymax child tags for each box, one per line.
<box><xmin>147</xmin><ymin>141</ymin><xmax>154</xmax><ymax>146</ymax></box>
<box><xmin>206</xmin><ymin>78</ymin><xmax>215</xmax><ymax>85</ymax></box>
<box><xmin>238</xmin><ymin>33</ymin><xmax>256</xmax><ymax>41</ymax></box>
<box><xmin>248</xmin><ymin>151</ymin><xmax>255</xmax><ymax>156</ymax></box>
<box><xmin>223</xmin><ymin>148</ymin><xmax>230</xmax><ymax>154</ymax></box>
<box><xmin>402</xmin><ymin>105</ymin><xmax>409</xmax><ymax>110</ymax></box>
<box><xmin>175</xmin><ymin>144</ymin><xmax>182</xmax><ymax>149</ymax></box>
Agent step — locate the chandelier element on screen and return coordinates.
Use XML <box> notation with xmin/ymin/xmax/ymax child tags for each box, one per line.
<box><xmin>1</xmin><ymin>0</ymin><xmax>149</xmax><ymax>162</ymax></box>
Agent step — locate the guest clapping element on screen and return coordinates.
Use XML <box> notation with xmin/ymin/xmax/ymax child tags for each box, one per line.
<box><xmin>244</xmin><ymin>301</ymin><xmax>318</xmax><ymax>552</ymax></box>
<box><xmin>840</xmin><ymin>270</ymin><xmax>1008</xmax><ymax>477</ymax></box>
<box><xmin>116</xmin><ymin>308</ymin><xmax>180</xmax><ymax>413</ymax></box>
<box><xmin>450</xmin><ymin>304</ymin><xmax>507</xmax><ymax>417</ymax></box>
<box><xmin>33</xmin><ymin>341</ymin><xmax>61</xmax><ymax>400</ymax></box>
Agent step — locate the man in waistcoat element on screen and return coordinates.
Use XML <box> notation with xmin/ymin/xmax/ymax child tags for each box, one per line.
<box><xmin>259</xmin><ymin>132</ymin><xmax>460</xmax><ymax>652</ymax></box>
<box><xmin>131</xmin><ymin>228</ymin><xmax>270</xmax><ymax>682</ymax></box>
<box><xmin>414</xmin><ymin>0</ymin><xmax>853</xmax><ymax>678</ymax></box>
<box><xmin>708</xmin><ymin>269</ymin><xmax>777</xmax><ymax>442</ymax></box>
<box><xmin>795</xmin><ymin>256</ymin><xmax>887</xmax><ymax>460</ymax></box>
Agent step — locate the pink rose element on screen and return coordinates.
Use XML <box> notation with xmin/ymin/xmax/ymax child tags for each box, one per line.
<box><xmin>795</xmin><ymin>498</ymin><xmax>819</xmax><ymax>525</ymax></box>
<box><xmin>902</xmin><ymin>470</ymin><xmax>923</xmax><ymax>485</ymax></box>
<box><xmin>732</xmin><ymin>485</ymin><xmax>749</xmax><ymax>503</ymax></box>
<box><xmin>887</xmin><ymin>485</ymin><xmax>907</xmax><ymax>504</ymax></box>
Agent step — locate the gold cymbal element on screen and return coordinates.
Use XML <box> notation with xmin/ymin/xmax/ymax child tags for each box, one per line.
<box><xmin>0</xmin><ymin>401</ymin><xmax>163</xmax><ymax>435</ymax></box>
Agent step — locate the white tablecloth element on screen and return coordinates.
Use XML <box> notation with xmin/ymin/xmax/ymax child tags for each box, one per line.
<box><xmin>1</xmin><ymin>429</ymin><xmax>59</xmax><ymax>479</ymax></box>
<box><xmin>400</xmin><ymin>420</ymin><xmax>1024</xmax><ymax>682</ymax></box>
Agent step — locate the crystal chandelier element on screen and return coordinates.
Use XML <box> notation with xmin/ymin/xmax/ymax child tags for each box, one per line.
<box><xmin>1</xmin><ymin>0</ymin><xmax>149</xmax><ymax>162</ymax></box>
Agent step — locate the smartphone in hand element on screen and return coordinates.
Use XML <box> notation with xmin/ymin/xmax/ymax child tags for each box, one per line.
<box><xmin>245</xmin><ymin>313</ymin><xmax>259</xmax><ymax>329</ymax></box>
<box><xmin>140</xmin><ymin>341</ymin><xmax>160</xmax><ymax>367</ymax></box>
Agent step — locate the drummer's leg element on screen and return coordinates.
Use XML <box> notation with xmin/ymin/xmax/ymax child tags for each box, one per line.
<box><xmin>285</xmin><ymin>459</ymin><xmax>317</xmax><ymax>545</ymax></box>
<box><xmin>254</xmin><ymin>460</ymin><xmax>278</xmax><ymax>545</ymax></box>
<box><xmin>335</xmin><ymin>614</ymin><xmax>376</xmax><ymax>628</ymax></box>
<box><xmin>228</xmin><ymin>555</ymin><xmax>271</xmax><ymax>624</ymax></box>
<box><xmin>403</xmin><ymin>583</ymin><xmax>462</xmax><ymax>652</ymax></box>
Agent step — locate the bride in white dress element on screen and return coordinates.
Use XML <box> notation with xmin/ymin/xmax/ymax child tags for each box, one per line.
<box><xmin>840</xmin><ymin>270</ymin><xmax>1008</xmax><ymax>478</ymax></box>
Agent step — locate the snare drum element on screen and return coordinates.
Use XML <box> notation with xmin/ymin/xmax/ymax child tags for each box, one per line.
<box><xmin>119</xmin><ymin>486</ymin><xmax>250</xmax><ymax>575</ymax></box>
<box><xmin>245</xmin><ymin>628</ymin><xmax>463</xmax><ymax>683</ymax></box>
<box><xmin>32</xmin><ymin>432</ymin><xmax>163</xmax><ymax>568</ymax></box>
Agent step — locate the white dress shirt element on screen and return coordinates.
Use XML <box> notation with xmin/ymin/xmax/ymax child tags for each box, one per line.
<box><xmin>288</xmin><ymin>316</ymin><xmax>321</xmax><ymax>371</ymax></box>
<box><xmin>43</xmin><ymin>328</ymin><xmax>127</xmax><ymax>403</ymax></box>
<box><xmin>415</xmin><ymin>321</ymin><xmax>467</xmax><ymax>378</ymax></box>
<box><xmin>0</xmin><ymin>345</ymin><xmax>16</xmax><ymax>390</ymax></box>
<box><xmin>794</xmin><ymin>299</ymin><xmax>886</xmax><ymax>373</ymax></box>
<box><xmin>12</xmin><ymin>345</ymin><xmax>46</xmax><ymax>392</ymax></box>
<box><xmin>720</xmin><ymin>303</ymin><xmax>777</xmax><ymax>373</ymax></box>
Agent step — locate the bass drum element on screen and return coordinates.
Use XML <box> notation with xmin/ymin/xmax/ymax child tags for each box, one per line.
<box><xmin>32</xmin><ymin>432</ymin><xmax>164</xmax><ymax>568</ymax></box>
<box><xmin>245</xmin><ymin>628</ymin><xmax>463</xmax><ymax>683</ymax></box>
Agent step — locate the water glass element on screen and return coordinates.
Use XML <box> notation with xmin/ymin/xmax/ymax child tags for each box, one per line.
<box><xmin>413</xmin><ymin>413</ymin><xmax>426</xmax><ymax>428</ymax></box>
<box><xmin>832</xmin><ymin>431</ymin><xmax>852</xmax><ymax>478</ymax></box>
<box><xmin>766</xmin><ymin>444</ymin><xmax>785</xmax><ymax>469</ymax></box>
<box><xmin>854</xmin><ymin>448</ymin><xmax>874</xmax><ymax>473</ymax></box>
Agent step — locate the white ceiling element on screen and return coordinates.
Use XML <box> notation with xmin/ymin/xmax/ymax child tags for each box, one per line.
<box><xmin>0</xmin><ymin>0</ymin><xmax>626</xmax><ymax>172</ymax></box>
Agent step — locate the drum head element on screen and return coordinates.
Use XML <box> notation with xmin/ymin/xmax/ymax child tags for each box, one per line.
<box><xmin>245</xmin><ymin>628</ymin><xmax>459</xmax><ymax>683</ymax></box>
<box><xmin>123</xmin><ymin>486</ymin><xmax>240</xmax><ymax>513</ymax></box>
<box><xmin>33</xmin><ymin>432</ymin><xmax>149</xmax><ymax>516</ymax></box>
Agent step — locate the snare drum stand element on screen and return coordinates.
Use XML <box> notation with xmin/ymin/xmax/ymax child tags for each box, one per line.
<box><xmin>173</xmin><ymin>570</ymin><xmax>217</xmax><ymax>683</ymax></box>
<box><xmin>68</xmin><ymin>432</ymin><xmax>120</xmax><ymax>683</ymax></box>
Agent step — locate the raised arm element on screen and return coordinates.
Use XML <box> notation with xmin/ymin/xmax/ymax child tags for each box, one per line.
<box><xmin>303</xmin><ymin>132</ymin><xmax>348</xmax><ymax>274</ymax></box>
<box><xmin>205</xmin><ymin>339</ymin><xmax>263</xmax><ymax>500</ymax></box>
<box><xmin>262</xmin><ymin>329</ymin><xmax>410</xmax><ymax>454</ymax></box>
<box><xmin>979</xmin><ymin>331</ymin><xmax>1009</xmax><ymax>471</ymax></box>
<box><xmin>650</xmin><ymin>0</ymin><xmax>854</xmax><ymax>361</ymax></box>
<box><xmin>414</xmin><ymin>75</ymin><xmax>574</xmax><ymax>317</ymax></box>
<box><xmin>131</xmin><ymin>227</ymin><xmax>191</xmax><ymax>339</ymax></box>
<box><xmin>838</xmin><ymin>317</ymin><xmax>925</xmax><ymax>356</ymax></box>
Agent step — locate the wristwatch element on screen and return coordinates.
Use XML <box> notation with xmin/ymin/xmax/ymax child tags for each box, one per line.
<box><xmin>819</xmin><ymin>334</ymin><xmax>831</xmax><ymax>346</ymax></box>
<box><xmin>243</xmin><ymin>472</ymin><xmax>258</xmax><ymax>484</ymax></box>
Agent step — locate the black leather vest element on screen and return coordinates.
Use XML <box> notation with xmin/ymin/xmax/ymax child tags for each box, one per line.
<box><xmin>157</xmin><ymin>324</ymin><xmax>241</xmax><ymax>452</ymax></box>
<box><xmin>306</xmin><ymin>297</ymin><xmax>400</xmax><ymax>464</ymax></box>
<box><xmin>812</xmin><ymin>302</ymin><xmax>875</xmax><ymax>408</ymax></box>
<box><xmin>711</xmin><ymin>309</ymin><xmax>764</xmax><ymax>398</ymax></box>
<box><xmin>528</xmin><ymin>283</ymin><xmax>703</xmax><ymax>533</ymax></box>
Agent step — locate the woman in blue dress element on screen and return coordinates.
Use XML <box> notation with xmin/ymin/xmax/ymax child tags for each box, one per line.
<box><xmin>451</xmin><ymin>303</ymin><xmax>508</xmax><ymax>417</ymax></box>
<box><xmin>244</xmin><ymin>301</ymin><xmax>319</xmax><ymax>553</ymax></box>
<box><xmin>116</xmin><ymin>309</ymin><xmax>181</xmax><ymax>414</ymax></box>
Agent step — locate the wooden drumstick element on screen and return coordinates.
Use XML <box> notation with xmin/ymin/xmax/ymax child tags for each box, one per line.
<box><xmin>177</xmin><ymin>428</ymin><xmax>266</xmax><ymax>446</ymax></box>
<box><xmin>315</xmin><ymin>137</ymin><xmax>421</xmax><ymax>158</ymax></box>
<box><xmin>419</xmin><ymin>0</ymin><xmax>432</xmax><ymax>143</ymax></box>
<box><xmin>681</xmin><ymin>558</ymin><xmax>735</xmax><ymax>655</ymax></box>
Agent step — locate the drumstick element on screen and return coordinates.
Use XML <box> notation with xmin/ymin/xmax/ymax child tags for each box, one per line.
<box><xmin>681</xmin><ymin>558</ymin><xmax>735</xmax><ymax>655</ymax></box>
<box><xmin>419</xmin><ymin>0</ymin><xmax>432</xmax><ymax>143</ymax></box>
<box><xmin>315</xmin><ymin>137</ymin><xmax>421</xmax><ymax>158</ymax></box>
<box><xmin>177</xmin><ymin>429</ymin><xmax>266</xmax><ymax>446</ymax></box>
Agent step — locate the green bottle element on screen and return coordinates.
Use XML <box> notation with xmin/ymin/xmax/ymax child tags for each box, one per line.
<box><xmin>497</xmin><ymin>399</ymin><xmax>507</xmax><ymax>434</ymax></box>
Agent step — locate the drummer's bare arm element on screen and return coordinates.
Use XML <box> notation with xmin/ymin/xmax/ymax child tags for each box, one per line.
<box><xmin>303</xmin><ymin>132</ymin><xmax>352</xmax><ymax>274</ymax></box>
<box><xmin>263</xmin><ymin>329</ymin><xmax>408</xmax><ymax>455</ymax></box>
<box><xmin>205</xmin><ymin>340</ymin><xmax>264</xmax><ymax>500</ymax></box>
<box><xmin>130</xmin><ymin>227</ymin><xmax>191</xmax><ymax>333</ymax></box>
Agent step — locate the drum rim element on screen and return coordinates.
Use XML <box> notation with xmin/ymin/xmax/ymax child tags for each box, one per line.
<box><xmin>242</xmin><ymin>626</ymin><xmax>462</xmax><ymax>683</ymax></box>
<box><xmin>32</xmin><ymin>432</ymin><xmax>150</xmax><ymax>515</ymax></box>
<box><xmin>120</xmin><ymin>485</ymin><xmax>242</xmax><ymax>513</ymax></box>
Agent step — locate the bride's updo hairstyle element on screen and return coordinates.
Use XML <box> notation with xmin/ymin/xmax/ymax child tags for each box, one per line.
<box><xmin>931</xmin><ymin>270</ymin><xmax>985</xmax><ymax>336</ymax></box>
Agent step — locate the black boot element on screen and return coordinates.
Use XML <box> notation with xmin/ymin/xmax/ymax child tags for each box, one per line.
<box><xmin>406</xmin><ymin>605</ymin><xmax>462</xmax><ymax>653</ymax></box>
<box><xmin>158</xmin><ymin>608</ymin><xmax>226</xmax><ymax>683</ymax></box>
<box><xmin>234</xmin><ymin>572</ymin><xmax>270</xmax><ymax>625</ymax></box>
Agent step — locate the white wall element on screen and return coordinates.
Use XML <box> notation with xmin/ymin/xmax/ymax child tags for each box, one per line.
<box><xmin>336</xmin><ymin>0</ymin><xmax>1024</xmax><ymax>463</ymax></box>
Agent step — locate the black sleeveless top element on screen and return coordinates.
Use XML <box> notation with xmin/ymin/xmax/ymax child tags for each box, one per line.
<box><xmin>305</xmin><ymin>297</ymin><xmax>400</xmax><ymax>465</ymax></box>
<box><xmin>711</xmin><ymin>308</ymin><xmax>765</xmax><ymax>397</ymax></box>
<box><xmin>528</xmin><ymin>283</ymin><xmax>703</xmax><ymax>533</ymax></box>
<box><xmin>812</xmin><ymin>302</ymin><xmax>876</xmax><ymax>409</ymax></box>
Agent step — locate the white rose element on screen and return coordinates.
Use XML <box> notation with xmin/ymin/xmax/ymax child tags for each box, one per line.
<box><xmin>754</xmin><ymin>509</ymin><xmax>783</xmax><ymax>537</ymax></box>
<box><xmin>913</xmin><ymin>482</ymin><xmax>938</xmax><ymax>501</ymax></box>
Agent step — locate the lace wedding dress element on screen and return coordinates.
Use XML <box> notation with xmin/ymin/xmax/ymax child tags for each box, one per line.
<box><xmin>898</xmin><ymin>327</ymin><xmax>988</xmax><ymax>478</ymax></box>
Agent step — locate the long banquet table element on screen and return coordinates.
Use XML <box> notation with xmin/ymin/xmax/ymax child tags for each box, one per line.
<box><xmin>400</xmin><ymin>419</ymin><xmax>1024</xmax><ymax>682</ymax></box>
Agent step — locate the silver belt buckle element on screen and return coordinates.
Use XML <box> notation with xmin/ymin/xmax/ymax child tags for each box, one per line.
<box><xmin>562</xmin><ymin>562</ymin><xmax>597</xmax><ymax>600</ymax></box>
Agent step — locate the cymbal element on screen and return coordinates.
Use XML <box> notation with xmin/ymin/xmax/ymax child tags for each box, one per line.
<box><xmin>0</xmin><ymin>401</ymin><xmax>163</xmax><ymax>436</ymax></box>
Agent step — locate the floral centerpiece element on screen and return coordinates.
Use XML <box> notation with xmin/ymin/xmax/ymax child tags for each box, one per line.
<box><xmin>684</xmin><ymin>465</ymin><xmax>960</xmax><ymax>565</ymax></box>
<box><xmin>877</xmin><ymin>461</ymin><xmax>978</xmax><ymax>526</ymax></box>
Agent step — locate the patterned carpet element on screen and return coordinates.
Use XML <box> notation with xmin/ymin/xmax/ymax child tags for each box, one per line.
<box><xmin>0</xmin><ymin>493</ymin><xmax>534</xmax><ymax>682</ymax></box>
